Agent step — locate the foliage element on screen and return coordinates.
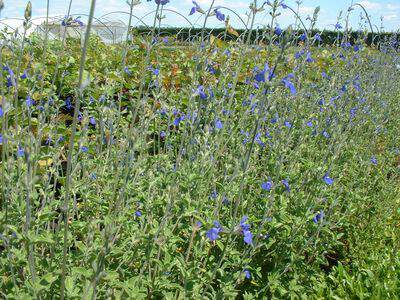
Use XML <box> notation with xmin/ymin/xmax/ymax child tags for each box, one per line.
<box><xmin>0</xmin><ymin>0</ymin><xmax>399</xmax><ymax>298</ymax></box>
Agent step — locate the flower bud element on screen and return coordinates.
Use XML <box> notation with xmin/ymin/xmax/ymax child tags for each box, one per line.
<box><xmin>24</xmin><ymin>1</ymin><xmax>32</xmax><ymax>21</ymax></box>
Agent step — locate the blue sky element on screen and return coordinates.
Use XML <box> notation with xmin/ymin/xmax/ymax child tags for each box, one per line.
<box><xmin>0</xmin><ymin>0</ymin><xmax>399</xmax><ymax>31</ymax></box>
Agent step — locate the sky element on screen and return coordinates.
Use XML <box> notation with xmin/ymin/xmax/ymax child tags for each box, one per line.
<box><xmin>0</xmin><ymin>0</ymin><xmax>399</xmax><ymax>32</ymax></box>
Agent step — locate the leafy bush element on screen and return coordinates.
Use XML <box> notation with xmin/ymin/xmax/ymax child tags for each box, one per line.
<box><xmin>0</xmin><ymin>0</ymin><xmax>399</xmax><ymax>298</ymax></box>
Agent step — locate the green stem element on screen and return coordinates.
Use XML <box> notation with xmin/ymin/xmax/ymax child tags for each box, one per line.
<box><xmin>60</xmin><ymin>1</ymin><xmax>97</xmax><ymax>298</ymax></box>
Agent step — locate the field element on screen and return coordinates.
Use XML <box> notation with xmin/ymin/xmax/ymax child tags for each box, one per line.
<box><xmin>0</xmin><ymin>0</ymin><xmax>400</xmax><ymax>298</ymax></box>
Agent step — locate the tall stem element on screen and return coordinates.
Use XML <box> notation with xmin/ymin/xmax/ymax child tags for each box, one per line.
<box><xmin>60</xmin><ymin>1</ymin><xmax>97</xmax><ymax>298</ymax></box>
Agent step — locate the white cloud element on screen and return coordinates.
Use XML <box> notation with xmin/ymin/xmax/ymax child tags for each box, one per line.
<box><xmin>221</xmin><ymin>1</ymin><xmax>249</xmax><ymax>9</ymax></box>
<box><xmin>358</xmin><ymin>1</ymin><xmax>382</xmax><ymax>11</ymax></box>
<box><xmin>298</xmin><ymin>6</ymin><xmax>315</xmax><ymax>15</ymax></box>
<box><xmin>383</xmin><ymin>13</ymin><xmax>398</xmax><ymax>21</ymax></box>
<box><xmin>386</xmin><ymin>3</ymin><xmax>400</xmax><ymax>11</ymax></box>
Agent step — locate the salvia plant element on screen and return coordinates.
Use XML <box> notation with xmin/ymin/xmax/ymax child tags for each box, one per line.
<box><xmin>0</xmin><ymin>0</ymin><xmax>399</xmax><ymax>298</ymax></box>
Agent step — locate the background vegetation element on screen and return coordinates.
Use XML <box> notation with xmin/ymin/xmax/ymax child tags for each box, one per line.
<box><xmin>0</xmin><ymin>0</ymin><xmax>399</xmax><ymax>298</ymax></box>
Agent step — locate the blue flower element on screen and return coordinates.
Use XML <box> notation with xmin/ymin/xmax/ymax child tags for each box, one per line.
<box><xmin>206</xmin><ymin>221</ymin><xmax>222</xmax><ymax>241</ymax></box>
<box><xmin>20</xmin><ymin>70</ymin><xmax>28</xmax><ymax>79</ymax></box>
<box><xmin>370</xmin><ymin>157</ymin><xmax>377</xmax><ymax>165</ymax></box>
<box><xmin>90</xmin><ymin>173</ymin><xmax>97</xmax><ymax>180</ymax></box>
<box><xmin>80</xmin><ymin>146</ymin><xmax>89</xmax><ymax>153</ymax></box>
<box><xmin>0</xmin><ymin>134</ymin><xmax>2</xmax><ymax>144</ymax></box>
<box><xmin>294</xmin><ymin>50</ymin><xmax>304</xmax><ymax>59</ymax></box>
<box><xmin>223</xmin><ymin>49</ymin><xmax>231</xmax><ymax>56</ymax></box>
<box><xmin>135</xmin><ymin>211</ymin><xmax>142</xmax><ymax>217</ymax></box>
<box><xmin>282</xmin><ymin>74</ymin><xmax>296</xmax><ymax>95</ymax></box>
<box><xmin>6</xmin><ymin>77</ymin><xmax>13</xmax><ymax>87</ymax></box>
<box><xmin>195</xmin><ymin>221</ymin><xmax>202</xmax><ymax>228</ymax></box>
<box><xmin>299</xmin><ymin>32</ymin><xmax>307</xmax><ymax>41</ymax></box>
<box><xmin>0</xmin><ymin>106</ymin><xmax>3</xmax><ymax>117</ymax></box>
<box><xmin>314</xmin><ymin>33</ymin><xmax>322</xmax><ymax>42</ymax></box>
<box><xmin>341</xmin><ymin>42</ymin><xmax>351</xmax><ymax>49</ymax></box>
<box><xmin>62</xmin><ymin>16</ymin><xmax>84</xmax><ymax>26</ymax></box>
<box><xmin>26</xmin><ymin>95</ymin><xmax>35</xmax><ymax>107</ymax></box>
<box><xmin>255</xmin><ymin>133</ymin><xmax>265</xmax><ymax>147</ymax></box>
<box><xmin>221</xmin><ymin>196</ymin><xmax>230</xmax><ymax>205</ymax></box>
<box><xmin>65</xmin><ymin>97</ymin><xmax>73</xmax><ymax>109</ymax></box>
<box><xmin>335</xmin><ymin>23</ymin><xmax>342</xmax><ymax>30</ymax></box>
<box><xmin>254</xmin><ymin>63</ymin><xmax>274</xmax><ymax>83</ymax></box>
<box><xmin>244</xmin><ymin>269</ymin><xmax>251</xmax><ymax>279</ymax></box>
<box><xmin>323</xmin><ymin>173</ymin><xmax>334</xmax><ymax>185</ymax></box>
<box><xmin>124</xmin><ymin>66</ymin><xmax>132</xmax><ymax>76</ymax></box>
<box><xmin>215</xmin><ymin>119</ymin><xmax>223</xmax><ymax>129</ymax></box>
<box><xmin>350</xmin><ymin>107</ymin><xmax>358</xmax><ymax>119</ymax></box>
<box><xmin>243</xmin><ymin>230</ymin><xmax>253</xmax><ymax>245</ymax></box>
<box><xmin>313</xmin><ymin>211</ymin><xmax>324</xmax><ymax>224</ymax></box>
<box><xmin>2</xmin><ymin>65</ymin><xmax>12</xmax><ymax>74</ymax></box>
<box><xmin>189</xmin><ymin>1</ymin><xmax>203</xmax><ymax>15</ymax></box>
<box><xmin>240</xmin><ymin>216</ymin><xmax>253</xmax><ymax>245</ymax></box>
<box><xmin>173</xmin><ymin>117</ymin><xmax>181</xmax><ymax>126</ymax></box>
<box><xmin>305</xmin><ymin>52</ymin><xmax>314</xmax><ymax>63</ymax></box>
<box><xmin>274</xmin><ymin>25</ymin><xmax>283</xmax><ymax>36</ymax></box>
<box><xmin>241</xmin><ymin>130</ymin><xmax>250</xmax><ymax>144</ymax></box>
<box><xmin>206</xmin><ymin>227</ymin><xmax>220</xmax><ymax>241</ymax></box>
<box><xmin>322</xmin><ymin>130</ymin><xmax>330</xmax><ymax>138</ymax></box>
<box><xmin>284</xmin><ymin>121</ymin><xmax>293</xmax><ymax>128</ymax></box>
<box><xmin>207</xmin><ymin>64</ymin><xmax>217</xmax><ymax>75</ymax></box>
<box><xmin>73</xmin><ymin>17</ymin><xmax>84</xmax><ymax>27</ymax></box>
<box><xmin>282</xmin><ymin>179</ymin><xmax>290</xmax><ymax>192</ymax></box>
<box><xmin>189</xmin><ymin>6</ymin><xmax>197</xmax><ymax>15</ymax></box>
<box><xmin>4</xmin><ymin>66</ymin><xmax>14</xmax><ymax>87</ymax></box>
<box><xmin>214</xmin><ymin>9</ymin><xmax>225</xmax><ymax>21</ymax></box>
<box><xmin>280</xmin><ymin>1</ymin><xmax>288</xmax><ymax>9</ymax></box>
<box><xmin>261</xmin><ymin>180</ymin><xmax>273</xmax><ymax>191</ymax></box>
<box><xmin>61</xmin><ymin>16</ymin><xmax>69</xmax><ymax>26</ymax></box>
<box><xmin>197</xmin><ymin>85</ymin><xmax>208</xmax><ymax>100</ymax></box>
<box><xmin>160</xmin><ymin>131</ymin><xmax>166</xmax><ymax>138</ymax></box>
<box><xmin>17</xmin><ymin>145</ymin><xmax>25</xmax><ymax>157</ymax></box>
<box><xmin>222</xmin><ymin>109</ymin><xmax>231</xmax><ymax>115</ymax></box>
<box><xmin>240</xmin><ymin>216</ymin><xmax>250</xmax><ymax>231</ymax></box>
<box><xmin>89</xmin><ymin>117</ymin><xmax>96</xmax><ymax>126</ymax></box>
<box><xmin>254</xmin><ymin>71</ymin><xmax>265</xmax><ymax>83</ymax></box>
